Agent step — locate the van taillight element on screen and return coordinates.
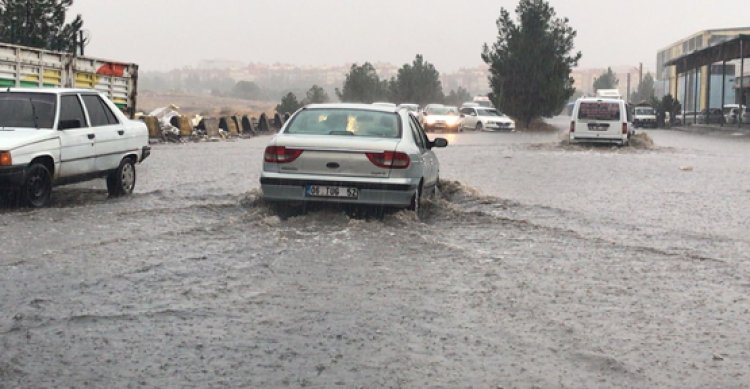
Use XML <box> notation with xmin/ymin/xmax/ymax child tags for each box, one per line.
<box><xmin>622</xmin><ymin>123</ymin><xmax>628</xmax><ymax>134</ymax></box>
<box><xmin>570</xmin><ymin>121</ymin><xmax>575</xmax><ymax>133</ymax></box>
<box><xmin>366</xmin><ymin>151</ymin><xmax>410</xmax><ymax>169</ymax></box>
<box><xmin>264</xmin><ymin>146</ymin><xmax>303</xmax><ymax>163</ymax></box>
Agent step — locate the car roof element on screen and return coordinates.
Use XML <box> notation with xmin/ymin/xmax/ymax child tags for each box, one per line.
<box><xmin>304</xmin><ymin>103</ymin><xmax>400</xmax><ymax>113</ymax></box>
<box><xmin>1</xmin><ymin>87</ymin><xmax>102</xmax><ymax>95</ymax></box>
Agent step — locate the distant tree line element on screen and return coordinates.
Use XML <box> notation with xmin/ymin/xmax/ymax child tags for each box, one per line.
<box><xmin>331</xmin><ymin>55</ymin><xmax>473</xmax><ymax>107</ymax></box>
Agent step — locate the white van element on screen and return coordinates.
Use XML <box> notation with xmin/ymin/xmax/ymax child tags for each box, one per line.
<box><xmin>569</xmin><ymin>97</ymin><xmax>633</xmax><ymax>146</ymax></box>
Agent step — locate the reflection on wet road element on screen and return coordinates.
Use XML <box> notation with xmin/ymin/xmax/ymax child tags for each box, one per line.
<box><xmin>1</xmin><ymin>122</ymin><xmax>749</xmax><ymax>387</ymax></box>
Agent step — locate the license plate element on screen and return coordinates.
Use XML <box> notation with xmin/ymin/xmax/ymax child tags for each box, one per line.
<box><xmin>306</xmin><ymin>185</ymin><xmax>359</xmax><ymax>199</ymax></box>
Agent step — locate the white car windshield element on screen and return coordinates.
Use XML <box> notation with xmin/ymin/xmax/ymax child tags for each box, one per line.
<box><xmin>477</xmin><ymin>108</ymin><xmax>503</xmax><ymax>117</ymax></box>
<box><xmin>285</xmin><ymin>109</ymin><xmax>401</xmax><ymax>138</ymax></box>
<box><xmin>0</xmin><ymin>92</ymin><xmax>56</xmax><ymax>129</ymax></box>
<box><xmin>426</xmin><ymin>106</ymin><xmax>459</xmax><ymax>115</ymax></box>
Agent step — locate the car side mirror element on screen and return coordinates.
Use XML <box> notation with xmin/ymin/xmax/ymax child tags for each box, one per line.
<box><xmin>429</xmin><ymin>137</ymin><xmax>448</xmax><ymax>149</ymax></box>
<box><xmin>58</xmin><ymin>119</ymin><xmax>81</xmax><ymax>130</ymax></box>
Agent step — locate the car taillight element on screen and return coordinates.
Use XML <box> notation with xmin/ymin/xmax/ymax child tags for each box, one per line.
<box><xmin>622</xmin><ymin>123</ymin><xmax>628</xmax><ymax>134</ymax></box>
<box><xmin>264</xmin><ymin>146</ymin><xmax>303</xmax><ymax>163</ymax></box>
<box><xmin>0</xmin><ymin>151</ymin><xmax>11</xmax><ymax>166</ymax></box>
<box><xmin>366</xmin><ymin>151</ymin><xmax>410</xmax><ymax>169</ymax></box>
<box><xmin>569</xmin><ymin>121</ymin><xmax>575</xmax><ymax>133</ymax></box>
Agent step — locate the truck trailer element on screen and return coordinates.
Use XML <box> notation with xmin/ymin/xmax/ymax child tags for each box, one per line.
<box><xmin>0</xmin><ymin>42</ymin><xmax>138</xmax><ymax>117</ymax></box>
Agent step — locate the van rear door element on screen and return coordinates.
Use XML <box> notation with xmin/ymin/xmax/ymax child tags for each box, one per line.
<box><xmin>574</xmin><ymin>100</ymin><xmax>623</xmax><ymax>137</ymax></box>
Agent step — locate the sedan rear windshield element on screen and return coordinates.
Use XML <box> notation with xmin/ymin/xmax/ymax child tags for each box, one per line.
<box><xmin>0</xmin><ymin>92</ymin><xmax>56</xmax><ymax>129</ymax></box>
<box><xmin>285</xmin><ymin>109</ymin><xmax>401</xmax><ymax>138</ymax></box>
<box><xmin>635</xmin><ymin>107</ymin><xmax>655</xmax><ymax>115</ymax></box>
<box><xmin>578</xmin><ymin>101</ymin><xmax>620</xmax><ymax>121</ymax></box>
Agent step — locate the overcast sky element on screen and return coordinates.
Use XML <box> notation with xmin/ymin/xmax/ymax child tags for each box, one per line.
<box><xmin>68</xmin><ymin>0</ymin><xmax>748</xmax><ymax>73</ymax></box>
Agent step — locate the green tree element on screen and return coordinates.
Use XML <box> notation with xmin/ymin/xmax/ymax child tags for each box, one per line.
<box><xmin>303</xmin><ymin>84</ymin><xmax>329</xmax><ymax>104</ymax></box>
<box><xmin>444</xmin><ymin>86</ymin><xmax>473</xmax><ymax>107</ymax></box>
<box><xmin>231</xmin><ymin>80</ymin><xmax>261</xmax><ymax>100</ymax></box>
<box><xmin>631</xmin><ymin>72</ymin><xmax>655</xmax><ymax>103</ymax></box>
<box><xmin>481</xmin><ymin>0</ymin><xmax>581</xmax><ymax>128</ymax></box>
<box><xmin>391</xmin><ymin>54</ymin><xmax>444</xmax><ymax>105</ymax></box>
<box><xmin>335</xmin><ymin>62</ymin><xmax>387</xmax><ymax>103</ymax></box>
<box><xmin>593</xmin><ymin>67</ymin><xmax>618</xmax><ymax>91</ymax></box>
<box><xmin>660</xmin><ymin>94</ymin><xmax>681</xmax><ymax>126</ymax></box>
<box><xmin>276</xmin><ymin>92</ymin><xmax>302</xmax><ymax>114</ymax></box>
<box><xmin>0</xmin><ymin>0</ymin><xmax>83</xmax><ymax>53</ymax></box>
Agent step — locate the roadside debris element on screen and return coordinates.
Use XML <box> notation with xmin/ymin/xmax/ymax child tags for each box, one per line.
<box><xmin>143</xmin><ymin>105</ymin><xmax>278</xmax><ymax>143</ymax></box>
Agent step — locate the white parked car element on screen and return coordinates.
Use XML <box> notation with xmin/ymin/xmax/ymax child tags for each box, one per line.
<box><xmin>569</xmin><ymin>97</ymin><xmax>633</xmax><ymax>146</ymax></box>
<box><xmin>0</xmin><ymin>88</ymin><xmax>151</xmax><ymax>207</ymax></box>
<box><xmin>260</xmin><ymin>103</ymin><xmax>447</xmax><ymax>215</ymax></box>
<box><xmin>459</xmin><ymin>106</ymin><xmax>515</xmax><ymax>131</ymax></box>
<box><xmin>723</xmin><ymin>104</ymin><xmax>749</xmax><ymax>124</ymax></box>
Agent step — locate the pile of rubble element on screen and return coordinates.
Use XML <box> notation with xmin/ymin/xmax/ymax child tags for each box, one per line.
<box><xmin>139</xmin><ymin>105</ymin><xmax>290</xmax><ymax>142</ymax></box>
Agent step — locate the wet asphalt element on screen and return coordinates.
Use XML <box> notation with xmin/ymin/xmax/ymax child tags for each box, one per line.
<box><xmin>1</xmin><ymin>119</ymin><xmax>749</xmax><ymax>388</ymax></box>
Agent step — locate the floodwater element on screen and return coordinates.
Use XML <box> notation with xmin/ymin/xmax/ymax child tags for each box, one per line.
<box><xmin>1</xmin><ymin>120</ymin><xmax>749</xmax><ymax>387</ymax></box>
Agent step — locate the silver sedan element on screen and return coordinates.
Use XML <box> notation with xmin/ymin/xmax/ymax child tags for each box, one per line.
<box><xmin>260</xmin><ymin>104</ymin><xmax>448</xmax><ymax>214</ymax></box>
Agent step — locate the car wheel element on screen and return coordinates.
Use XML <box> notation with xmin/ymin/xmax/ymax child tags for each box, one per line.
<box><xmin>22</xmin><ymin>163</ymin><xmax>52</xmax><ymax>208</ymax></box>
<box><xmin>475</xmin><ymin>122</ymin><xmax>483</xmax><ymax>131</ymax></box>
<box><xmin>107</xmin><ymin>157</ymin><xmax>136</xmax><ymax>197</ymax></box>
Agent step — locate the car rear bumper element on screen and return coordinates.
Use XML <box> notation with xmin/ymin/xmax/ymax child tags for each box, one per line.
<box><xmin>0</xmin><ymin>165</ymin><xmax>26</xmax><ymax>188</ymax></box>
<box><xmin>141</xmin><ymin>146</ymin><xmax>151</xmax><ymax>162</ymax></box>
<box><xmin>260</xmin><ymin>176</ymin><xmax>418</xmax><ymax>207</ymax></box>
<box><xmin>570</xmin><ymin>134</ymin><xmax>627</xmax><ymax>145</ymax></box>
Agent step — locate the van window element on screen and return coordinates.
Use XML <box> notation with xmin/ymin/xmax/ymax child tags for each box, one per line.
<box><xmin>578</xmin><ymin>101</ymin><xmax>620</xmax><ymax>121</ymax></box>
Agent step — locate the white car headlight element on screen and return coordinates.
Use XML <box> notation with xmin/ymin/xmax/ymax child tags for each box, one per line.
<box><xmin>424</xmin><ymin>117</ymin><xmax>436</xmax><ymax>124</ymax></box>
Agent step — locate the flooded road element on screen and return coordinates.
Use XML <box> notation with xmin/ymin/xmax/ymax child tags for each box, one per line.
<box><xmin>2</xmin><ymin>121</ymin><xmax>749</xmax><ymax>387</ymax></box>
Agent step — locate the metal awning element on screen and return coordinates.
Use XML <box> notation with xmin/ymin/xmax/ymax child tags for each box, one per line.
<box><xmin>665</xmin><ymin>34</ymin><xmax>750</xmax><ymax>73</ymax></box>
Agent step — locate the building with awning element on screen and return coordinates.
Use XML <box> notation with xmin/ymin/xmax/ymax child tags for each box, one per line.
<box><xmin>656</xmin><ymin>28</ymin><xmax>750</xmax><ymax>117</ymax></box>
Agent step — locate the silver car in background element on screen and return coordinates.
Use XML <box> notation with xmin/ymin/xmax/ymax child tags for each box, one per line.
<box><xmin>260</xmin><ymin>104</ymin><xmax>447</xmax><ymax>214</ymax></box>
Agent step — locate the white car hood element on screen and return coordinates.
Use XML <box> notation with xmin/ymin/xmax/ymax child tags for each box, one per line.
<box><xmin>425</xmin><ymin>114</ymin><xmax>460</xmax><ymax>121</ymax></box>
<box><xmin>0</xmin><ymin>128</ymin><xmax>58</xmax><ymax>150</ymax></box>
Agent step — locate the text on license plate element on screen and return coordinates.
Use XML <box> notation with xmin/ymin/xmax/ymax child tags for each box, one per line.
<box><xmin>306</xmin><ymin>185</ymin><xmax>359</xmax><ymax>199</ymax></box>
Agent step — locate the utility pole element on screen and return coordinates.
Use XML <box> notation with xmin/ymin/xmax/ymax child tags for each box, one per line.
<box><xmin>639</xmin><ymin>63</ymin><xmax>643</xmax><ymax>85</ymax></box>
<box><xmin>79</xmin><ymin>30</ymin><xmax>85</xmax><ymax>56</ymax></box>
<box><xmin>627</xmin><ymin>73</ymin><xmax>631</xmax><ymax>102</ymax></box>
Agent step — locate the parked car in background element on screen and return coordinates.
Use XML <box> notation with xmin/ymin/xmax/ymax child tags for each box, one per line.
<box><xmin>260</xmin><ymin>104</ymin><xmax>448</xmax><ymax>216</ymax></box>
<box><xmin>702</xmin><ymin>108</ymin><xmax>725</xmax><ymax>124</ymax></box>
<box><xmin>397</xmin><ymin>103</ymin><xmax>420</xmax><ymax>116</ymax></box>
<box><xmin>459</xmin><ymin>106</ymin><xmax>515</xmax><ymax>131</ymax></box>
<box><xmin>0</xmin><ymin>88</ymin><xmax>151</xmax><ymax>207</ymax></box>
<box><xmin>723</xmin><ymin>104</ymin><xmax>748</xmax><ymax>124</ymax></box>
<box><xmin>569</xmin><ymin>97</ymin><xmax>633</xmax><ymax>146</ymax></box>
<box><xmin>675</xmin><ymin>110</ymin><xmax>724</xmax><ymax>125</ymax></box>
<box><xmin>472</xmin><ymin>96</ymin><xmax>493</xmax><ymax>108</ymax></box>
<box><xmin>421</xmin><ymin>105</ymin><xmax>461</xmax><ymax>132</ymax></box>
<box><xmin>633</xmin><ymin>106</ymin><xmax>657</xmax><ymax>128</ymax></box>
